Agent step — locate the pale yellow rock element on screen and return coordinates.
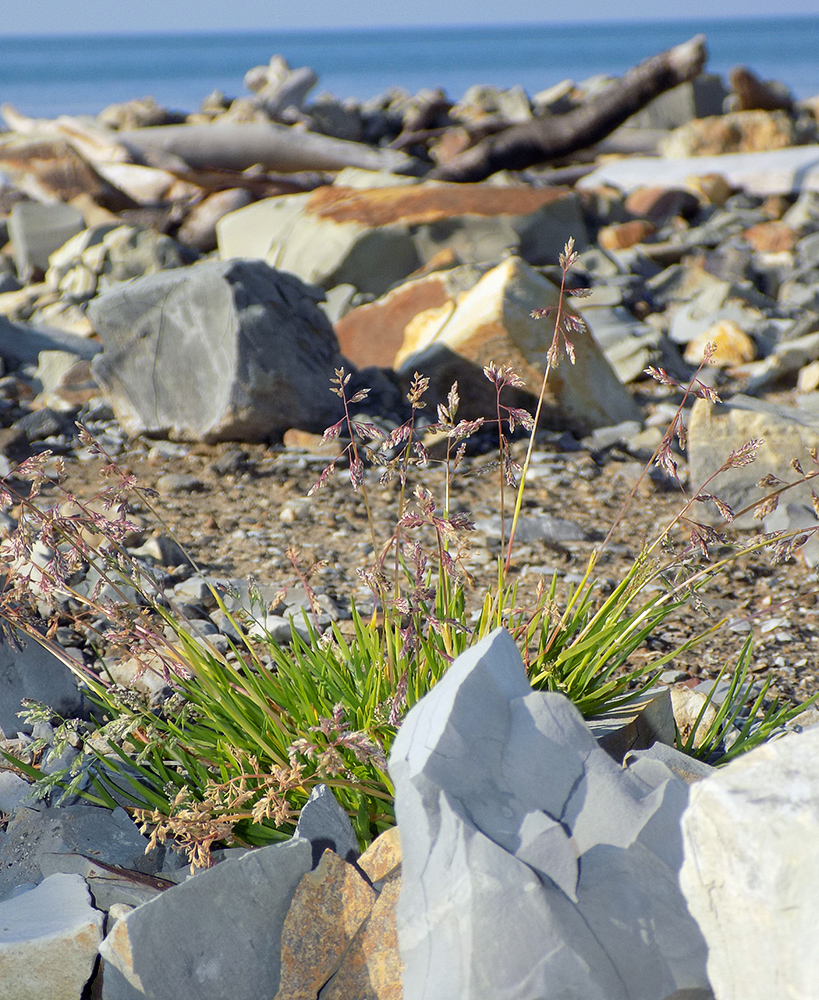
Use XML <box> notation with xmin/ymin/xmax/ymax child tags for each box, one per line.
<box><xmin>685</xmin><ymin>173</ymin><xmax>733</xmax><ymax>206</ymax></box>
<box><xmin>320</xmin><ymin>868</ymin><xmax>403</xmax><ymax>1000</ymax></box>
<box><xmin>358</xmin><ymin>826</ymin><xmax>402</xmax><ymax>883</ymax></box>
<box><xmin>274</xmin><ymin>849</ymin><xmax>376</xmax><ymax>1000</ymax></box>
<box><xmin>396</xmin><ymin>255</ymin><xmax>640</xmax><ymax>432</ymax></box>
<box><xmin>398</xmin><ymin>302</ymin><xmax>455</xmax><ymax>362</ymax></box>
<box><xmin>797</xmin><ymin>360</ymin><xmax>819</xmax><ymax>393</ymax></box>
<box><xmin>683</xmin><ymin>319</ymin><xmax>757</xmax><ymax>368</ymax></box>
<box><xmin>670</xmin><ymin>685</ymin><xmax>719</xmax><ymax>749</ymax></box>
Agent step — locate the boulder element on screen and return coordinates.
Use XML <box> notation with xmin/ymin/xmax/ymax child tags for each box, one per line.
<box><xmin>99</xmin><ymin>837</ymin><xmax>312</xmax><ymax>1000</ymax></box>
<box><xmin>243</xmin><ymin>54</ymin><xmax>318</xmax><ymax>117</ymax></box>
<box><xmin>217</xmin><ymin>183</ymin><xmax>588</xmax><ymax>298</ymax></box>
<box><xmin>389</xmin><ymin>628</ymin><xmax>711</xmax><ymax>1000</ymax></box>
<box><xmin>586</xmin><ymin>687</ymin><xmax>676</xmax><ymax>763</ymax></box>
<box><xmin>175</xmin><ymin>188</ymin><xmax>254</xmax><ymax>253</ymax></box>
<box><xmin>0</xmin><ymin>873</ymin><xmax>103</xmax><ymax>1000</ymax></box>
<box><xmin>624</xmin><ymin>74</ymin><xmax>729</xmax><ymax>130</ymax></box>
<box><xmin>294</xmin><ymin>783</ymin><xmax>360</xmax><ymax>867</ymax></box>
<box><xmin>87</xmin><ymin>259</ymin><xmax>346</xmax><ymax>442</ymax></box>
<box><xmin>358</xmin><ymin>826</ymin><xmax>402</xmax><ymax>883</ymax></box>
<box><xmin>680</xmin><ymin>726</ymin><xmax>819</xmax><ymax>1000</ymax></box>
<box><xmin>46</xmin><ymin>222</ymin><xmax>194</xmax><ymax>304</ymax></box>
<box><xmin>395</xmin><ymin>256</ymin><xmax>641</xmax><ymax>432</ymax></box>
<box><xmin>319</xmin><ymin>867</ymin><xmax>403</xmax><ymax>1000</ymax></box>
<box><xmin>8</xmin><ymin>202</ymin><xmax>85</xmax><ymax>280</ymax></box>
<box><xmin>682</xmin><ymin>319</ymin><xmax>757</xmax><ymax>367</ymax></box>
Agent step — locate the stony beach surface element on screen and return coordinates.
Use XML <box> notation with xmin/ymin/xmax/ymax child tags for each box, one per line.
<box><xmin>2</xmin><ymin>37</ymin><xmax>819</xmax><ymax>999</ymax></box>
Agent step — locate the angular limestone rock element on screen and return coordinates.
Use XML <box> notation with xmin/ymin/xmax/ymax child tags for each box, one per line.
<box><xmin>275</xmin><ymin>849</ymin><xmax>376</xmax><ymax>1000</ymax></box>
<box><xmin>395</xmin><ymin>256</ymin><xmax>640</xmax><ymax>432</ymax></box>
<box><xmin>99</xmin><ymin>837</ymin><xmax>312</xmax><ymax>1000</ymax></box>
<box><xmin>390</xmin><ymin>628</ymin><xmax>710</xmax><ymax>1000</ymax></box>
<box><xmin>217</xmin><ymin>183</ymin><xmax>587</xmax><ymax>298</ymax></box>
<box><xmin>680</xmin><ymin>727</ymin><xmax>819</xmax><ymax>1000</ymax></box>
<box><xmin>88</xmin><ymin>259</ymin><xmax>346</xmax><ymax>442</ymax></box>
<box><xmin>0</xmin><ymin>873</ymin><xmax>103</xmax><ymax>1000</ymax></box>
<box><xmin>587</xmin><ymin>687</ymin><xmax>675</xmax><ymax>763</ymax></box>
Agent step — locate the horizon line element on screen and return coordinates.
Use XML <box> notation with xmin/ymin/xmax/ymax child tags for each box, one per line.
<box><xmin>3</xmin><ymin>11</ymin><xmax>818</xmax><ymax>41</ymax></box>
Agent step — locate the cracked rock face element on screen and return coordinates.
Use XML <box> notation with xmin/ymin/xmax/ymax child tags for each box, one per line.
<box><xmin>389</xmin><ymin>627</ymin><xmax>711</xmax><ymax>1000</ymax></box>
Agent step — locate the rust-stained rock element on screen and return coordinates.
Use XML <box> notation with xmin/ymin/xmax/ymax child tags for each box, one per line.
<box><xmin>358</xmin><ymin>826</ymin><xmax>402</xmax><ymax>884</ymax></box>
<box><xmin>742</xmin><ymin>220</ymin><xmax>799</xmax><ymax>253</ymax></box>
<box><xmin>320</xmin><ymin>868</ymin><xmax>403</xmax><ymax>1000</ymax></box>
<box><xmin>598</xmin><ymin>219</ymin><xmax>656</xmax><ymax>251</ymax></box>
<box><xmin>217</xmin><ymin>182</ymin><xmax>587</xmax><ymax>297</ymax></box>
<box><xmin>624</xmin><ymin>185</ymin><xmax>701</xmax><ymax>223</ymax></box>
<box><xmin>304</xmin><ymin>183</ymin><xmax>575</xmax><ymax>228</ymax></box>
<box><xmin>395</xmin><ymin>255</ymin><xmax>640</xmax><ymax>433</ymax></box>
<box><xmin>683</xmin><ymin>319</ymin><xmax>757</xmax><ymax>367</ymax></box>
<box><xmin>334</xmin><ymin>265</ymin><xmax>486</xmax><ymax>369</ymax></box>
<box><xmin>274</xmin><ymin>849</ymin><xmax>376</xmax><ymax>1000</ymax></box>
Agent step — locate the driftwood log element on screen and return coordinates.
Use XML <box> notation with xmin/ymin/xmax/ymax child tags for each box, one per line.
<box><xmin>116</xmin><ymin>121</ymin><xmax>420</xmax><ymax>175</ymax></box>
<box><xmin>429</xmin><ymin>35</ymin><xmax>708</xmax><ymax>183</ymax></box>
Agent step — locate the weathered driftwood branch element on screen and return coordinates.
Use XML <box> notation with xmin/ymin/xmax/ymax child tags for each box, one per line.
<box><xmin>429</xmin><ymin>35</ymin><xmax>708</xmax><ymax>183</ymax></box>
<box><xmin>117</xmin><ymin>121</ymin><xmax>421</xmax><ymax>175</ymax></box>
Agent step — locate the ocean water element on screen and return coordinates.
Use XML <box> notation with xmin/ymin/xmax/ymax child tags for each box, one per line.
<box><xmin>1</xmin><ymin>16</ymin><xmax>818</xmax><ymax>121</ymax></box>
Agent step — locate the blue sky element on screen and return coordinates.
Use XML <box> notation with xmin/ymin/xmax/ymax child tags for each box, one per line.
<box><xmin>5</xmin><ymin>0</ymin><xmax>819</xmax><ymax>34</ymax></box>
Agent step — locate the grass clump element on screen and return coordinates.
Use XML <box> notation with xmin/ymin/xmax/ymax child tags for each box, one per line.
<box><xmin>2</xmin><ymin>239</ymin><xmax>818</xmax><ymax>865</ymax></box>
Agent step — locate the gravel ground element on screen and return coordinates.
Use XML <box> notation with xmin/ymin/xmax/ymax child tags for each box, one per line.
<box><xmin>26</xmin><ymin>379</ymin><xmax>819</xmax><ymax>714</ymax></box>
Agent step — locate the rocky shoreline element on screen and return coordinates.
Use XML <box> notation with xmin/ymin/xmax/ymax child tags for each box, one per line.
<box><xmin>2</xmin><ymin>36</ymin><xmax>819</xmax><ymax>1000</ymax></box>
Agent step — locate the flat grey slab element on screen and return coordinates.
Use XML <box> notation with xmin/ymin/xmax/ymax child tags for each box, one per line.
<box><xmin>0</xmin><ymin>804</ymin><xmax>153</xmax><ymax>901</ymax></box>
<box><xmin>99</xmin><ymin>837</ymin><xmax>312</xmax><ymax>1000</ymax></box>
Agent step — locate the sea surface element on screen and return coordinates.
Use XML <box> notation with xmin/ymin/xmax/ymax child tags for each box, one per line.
<box><xmin>1</xmin><ymin>16</ymin><xmax>819</xmax><ymax>121</ymax></box>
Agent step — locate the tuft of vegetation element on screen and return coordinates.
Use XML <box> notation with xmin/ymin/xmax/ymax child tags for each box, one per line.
<box><xmin>2</xmin><ymin>239</ymin><xmax>818</xmax><ymax>865</ymax></box>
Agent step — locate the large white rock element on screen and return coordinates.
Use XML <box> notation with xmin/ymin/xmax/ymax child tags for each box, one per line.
<box><xmin>680</xmin><ymin>726</ymin><xmax>819</xmax><ymax>1000</ymax></box>
<box><xmin>390</xmin><ymin>628</ymin><xmax>711</xmax><ymax>1000</ymax></box>
<box><xmin>0</xmin><ymin>873</ymin><xmax>103</xmax><ymax>1000</ymax></box>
